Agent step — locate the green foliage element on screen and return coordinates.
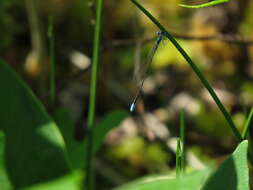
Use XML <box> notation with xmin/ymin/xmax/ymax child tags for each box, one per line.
<box><xmin>176</xmin><ymin>110</ymin><xmax>185</xmax><ymax>178</ymax></box>
<box><xmin>1</xmin><ymin>0</ymin><xmax>252</xmax><ymax>189</ymax></box>
<box><xmin>0</xmin><ymin>58</ymin><xmax>128</xmax><ymax>189</ymax></box>
<box><xmin>0</xmin><ymin>59</ymin><xmax>70</xmax><ymax>188</ymax></box>
<box><xmin>130</xmin><ymin>0</ymin><xmax>243</xmax><ymax>142</ymax></box>
<box><xmin>114</xmin><ymin>169</ymin><xmax>211</xmax><ymax>190</ymax></box>
<box><xmin>176</xmin><ymin>138</ymin><xmax>182</xmax><ymax>178</ymax></box>
<box><xmin>179</xmin><ymin>0</ymin><xmax>229</xmax><ymax>9</ymax></box>
<box><xmin>202</xmin><ymin>140</ymin><xmax>249</xmax><ymax>190</ymax></box>
<box><xmin>86</xmin><ymin>0</ymin><xmax>104</xmax><ymax>187</ymax></box>
<box><xmin>242</xmin><ymin>108</ymin><xmax>253</xmax><ymax>139</ymax></box>
<box><xmin>54</xmin><ymin>109</ymin><xmax>129</xmax><ymax>169</ymax></box>
<box><xmin>179</xmin><ymin>109</ymin><xmax>185</xmax><ymax>171</ymax></box>
<box><xmin>113</xmin><ymin>140</ymin><xmax>249</xmax><ymax>190</ymax></box>
<box><xmin>0</xmin><ymin>131</ymin><xmax>12</xmax><ymax>190</ymax></box>
<box><xmin>21</xmin><ymin>171</ymin><xmax>83</xmax><ymax>190</ymax></box>
<box><xmin>123</xmin><ymin>1</ymin><xmax>251</xmax><ymax>189</ymax></box>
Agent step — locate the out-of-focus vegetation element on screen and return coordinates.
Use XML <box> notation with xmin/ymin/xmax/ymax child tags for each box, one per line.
<box><xmin>0</xmin><ymin>0</ymin><xmax>253</xmax><ymax>189</ymax></box>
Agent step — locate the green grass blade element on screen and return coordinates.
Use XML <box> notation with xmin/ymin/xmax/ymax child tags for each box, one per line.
<box><xmin>47</xmin><ymin>16</ymin><xmax>56</xmax><ymax>107</ymax></box>
<box><xmin>130</xmin><ymin>0</ymin><xmax>242</xmax><ymax>142</ymax></box>
<box><xmin>176</xmin><ymin>138</ymin><xmax>182</xmax><ymax>178</ymax></box>
<box><xmin>179</xmin><ymin>109</ymin><xmax>185</xmax><ymax>171</ymax></box>
<box><xmin>86</xmin><ymin>0</ymin><xmax>104</xmax><ymax>189</ymax></box>
<box><xmin>179</xmin><ymin>0</ymin><xmax>229</xmax><ymax>8</ymax></box>
<box><xmin>242</xmin><ymin>108</ymin><xmax>253</xmax><ymax>139</ymax></box>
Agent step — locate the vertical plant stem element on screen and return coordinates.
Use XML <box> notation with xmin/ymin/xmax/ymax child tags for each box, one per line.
<box><xmin>25</xmin><ymin>0</ymin><xmax>47</xmax><ymax>97</ymax></box>
<box><xmin>176</xmin><ymin>138</ymin><xmax>182</xmax><ymax>178</ymax></box>
<box><xmin>48</xmin><ymin>16</ymin><xmax>56</xmax><ymax>107</ymax></box>
<box><xmin>179</xmin><ymin>109</ymin><xmax>185</xmax><ymax>171</ymax></box>
<box><xmin>86</xmin><ymin>0</ymin><xmax>104</xmax><ymax>189</ymax></box>
<box><xmin>242</xmin><ymin>107</ymin><xmax>253</xmax><ymax>139</ymax></box>
<box><xmin>130</xmin><ymin>0</ymin><xmax>242</xmax><ymax>142</ymax></box>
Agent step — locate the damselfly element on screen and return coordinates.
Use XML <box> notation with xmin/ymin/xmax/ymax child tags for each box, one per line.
<box><xmin>130</xmin><ymin>31</ymin><xmax>166</xmax><ymax>112</ymax></box>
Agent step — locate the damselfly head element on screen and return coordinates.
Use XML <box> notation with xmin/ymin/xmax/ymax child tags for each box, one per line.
<box><xmin>156</xmin><ymin>31</ymin><xmax>162</xmax><ymax>36</ymax></box>
<box><xmin>156</xmin><ymin>31</ymin><xmax>166</xmax><ymax>36</ymax></box>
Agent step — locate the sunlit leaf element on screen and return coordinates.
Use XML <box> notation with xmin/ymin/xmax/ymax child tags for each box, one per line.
<box><xmin>0</xmin><ymin>131</ymin><xmax>12</xmax><ymax>190</ymax></box>
<box><xmin>202</xmin><ymin>140</ymin><xmax>249</xmax><ymax>190</ymax></box>
<box><xmin>114</xmin><ymin>169</ymin><xmax>211</xmax><ymax>190</ymax></box>
<box><xmin>0</xmin><ymin>59</ymin><xmax>69</xmax><ymax>188</ymax></box>
<box><xmin>21</xmin><ymin>170</ymin><xmax>83</xmax><ymax>190</ymax></box>
<box><xmin>54</xmin><ymin>109</ymin><xmax>129</xmax><ymax>169</ymax></box>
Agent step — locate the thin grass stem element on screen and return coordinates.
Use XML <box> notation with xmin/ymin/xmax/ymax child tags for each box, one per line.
<box><xmin>130</xmin><ymin>0</ymin><xmax>253</xmax><ymax>168</ymax></box>
<box><xmin>130</xmin><ymin>0</ymin><xmax>242</xmax><ymax>142</ymax></box>
<box><xmin>85</xmin><ymin>0</ymin><xmax>104</xmax><ymax>188</ymax></box>
<box><xmin>25</xmin><ymin>0</ymin><xmax>47</xmax><ymax>97</ymax></box>
<box><xmin>179</xmin><ymin>109</ymin><xmax>185</xmax><ymax>171</ymax></box>
<box><xmin>179</xmin><ymin>0</ymin><xmax>229</xmax><ymax>9</ymax></box>
<box><xmin>176</xmin><ymin>138</ymin><xmax>182</xmax><ymax>178</ymax></box>
<box><xmin>47</xmin><ymin>16</ymin><xmax>56</xmax><ymax>107</ymax></box>
<box><xmin>242</xmin><ymin>108</ymin><xmax>253</xmax><ymax>139</ymax></box>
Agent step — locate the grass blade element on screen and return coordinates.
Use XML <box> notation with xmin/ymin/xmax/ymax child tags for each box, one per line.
<box><xmin>242</xmin><ymin>108</ymin><xmax>253</xmax><ymax>139</ymax></box>
<box><xmin>130</xmin><ymin>0</ymin><xmax>253</xmax><ymax>167</ymax></box>
<box><xmin>86</xmin><ymin>0</ymin><xmax>104</xmax><ymax>189</ymax></box>
<box><xmin>179</xmin><ymin>109</ymin><xmax>185</xmax><ymax>171</ymax></box>
<box><xmin>179</xmin><ymin>0</ymin><xmax>229</xmax><ymax>9</ymax></box>
<box><xmin>176</xmin><ymin>138</ymin><xmax>182</xmax><ymax>178</ymax></box>
<box><xmin>130</xmin><ymin>0</ymin><xmax>242</xmax><ymax>142</ymax></box>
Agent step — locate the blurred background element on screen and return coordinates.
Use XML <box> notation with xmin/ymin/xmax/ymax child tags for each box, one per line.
<box><xmin>1</xmin><ymin>0</ymin><xmax>253</xmax><ymax>189</ymax></box>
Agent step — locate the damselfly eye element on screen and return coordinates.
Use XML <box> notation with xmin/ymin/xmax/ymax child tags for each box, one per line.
<box><xmin>156</xmin><ymin>31</ymin><xmax>162</xmax><ymax>35</ymax></box>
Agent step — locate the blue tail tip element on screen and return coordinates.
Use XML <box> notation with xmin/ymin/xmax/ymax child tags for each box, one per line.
<box><xmin>130</xmin><ymin>103</ymin><xmax>135</xmax><ymax>112</ymax></box>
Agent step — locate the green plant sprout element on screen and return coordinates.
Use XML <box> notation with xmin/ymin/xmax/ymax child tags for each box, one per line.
<box><xmin>176</xmin><ymin>109</ymin><xmax>186</xmax><ymax>178</ymax></box>
<box><xmin>179</xmin><ymin>109</ymin><xmax>185</xmax><ymax>171</ymax></box>
<box><xmin>176</xmin><ymin>138</ymin><xmax>183</xmax><ymax>178</ymax></box>
<box><xmin>179</xmin><ymin>0</ymin><xmax>229</xmax><ymax>8</ymax></box>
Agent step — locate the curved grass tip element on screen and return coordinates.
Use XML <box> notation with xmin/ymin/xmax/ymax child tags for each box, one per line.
<box><xmin>179</xmin><ymin>0</ymin><xmax>229</xmax><ymax>9</ymax></box>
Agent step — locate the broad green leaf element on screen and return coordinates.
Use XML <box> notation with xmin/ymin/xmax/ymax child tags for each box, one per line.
<box><xmin>54</xmin><ymin>109</ymin><xmax>129</xmax><ymax>169</ymax></box>
<box><xmin>0</xmin><ymin>59</ymin><xmax>69</xmax><ymax>188</ymax></box>
<box><xmin>21</xmin><ymin>170</ymin><xmax>83</xmax><ymax>190</ymax></box>
<box><xmin>114</xmin><ymin>141</ymin><xmax>249</xmax><ymax>190</ymax></box>
<box><xmin>114</xmin><ymin>169</ymin><xmax>211</xmax><ymax>190</ymax></box>
<box><xmin>0</xmin><ymin>131</ymin><xmax>12</xmax><ymax>190</ymax></box>
<box><xmin>202</xmin><ymin>140</ymin><xmax>249</xmax><ymax>190</ymax></box>
<box><xmin>179</xmin><ymin>0</ymin><xmax>229</xmax><ymax>8</ymax></box>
